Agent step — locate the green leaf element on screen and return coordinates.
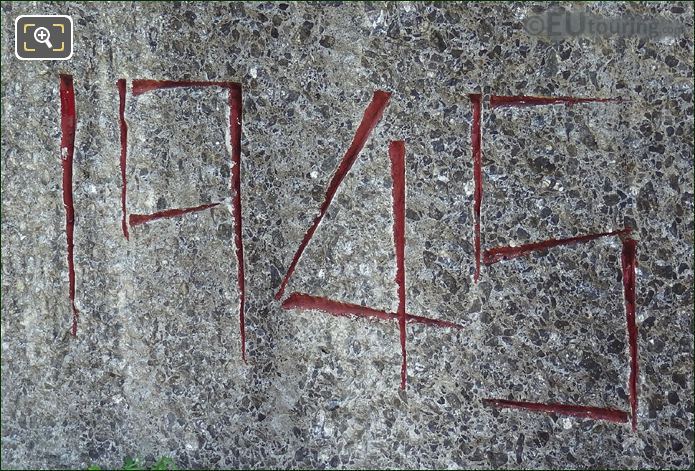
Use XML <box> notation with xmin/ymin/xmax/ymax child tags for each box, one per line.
<box><xmin>150</xmin><ymin>457</ymin><xmax>176</xmax><ymax>470</ymax></box>
<box><xmin>122</xmin><ymin>457</ymin><xmax>143</xmax><ymax>470</ymax></box>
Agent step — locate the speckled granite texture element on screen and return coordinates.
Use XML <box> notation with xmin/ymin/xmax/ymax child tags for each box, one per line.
<box><xmin>1</xmin><ymin>2</ymin><xmax>693</xmax><ymax>469</ymax></box>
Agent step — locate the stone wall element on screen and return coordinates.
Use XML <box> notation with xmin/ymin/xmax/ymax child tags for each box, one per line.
<box><xmin>1</xmin><ymin>2</ymin><xmax>693</xmax><ymax>469</ymax></box>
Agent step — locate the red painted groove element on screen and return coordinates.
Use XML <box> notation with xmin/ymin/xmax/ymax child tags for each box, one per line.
<box><xmin>621</xmin><ymin>237</ymin><xmax>639</xmax><ymax>431</ymax></box>
<box><xmin>281</xmin><ymin>292</ymin><xmax>464</xmax><ymax>330</ymax></box>
<box><xmin>483</xmin><ymin>228</ymin><xmax>632</xmax><ymax>265</ymax></box>
<box><xmin>274</xmin><ymin>90</ymin><xmax>392</xmax><ymax>300</ymax></box>
<box><xmin>490</xmin><ymin>95</ymin><xmax>623</xmax><ymax>109</ymax></box>
<box><xmin>131</xmin><ymin>79</ymin><xmax>235</xmax><ymax>96</ymax></box>
<box><xmin>483</xmin><ymin>398</ymin><xmax>629</xmax><ymax>423</ymax></box>
<box><xmin>389</xmin><ymin>141</ymin><xmax>407</xmax><ymax>389</ymax></box>
<box><xmin>469</xmin><ymin>94</ymin><xmax>482</xmax><ymax>283</ymax></box>
<box><xmin>128</xmin><ymin>203</ymin><xmax>220</xmax><ymax>227</ymax></box>
<box><xmin>60</xmin><ymin>74</ymin><xmax>79</xmax><ymax>336</ymax></box>
<box><xmin>117</xmin><ymin>79</ymin><xmax>129</xmax><ymax>240</ymax></box>
<box><xmin>228</xmin><ymin>84</ymin><xmax>247</xmax><ymax>363</ymax></box>
<box><xmin>126</xmin><ymin>79</ymin><xmax>246</xmax><ymax>361</ymax></box>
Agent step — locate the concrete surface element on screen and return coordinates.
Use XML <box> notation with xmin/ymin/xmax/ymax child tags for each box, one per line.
<box><xmin>1</xmin><ymin>2</ymin><xmax>693</xmax><ymax>469</ymax></box>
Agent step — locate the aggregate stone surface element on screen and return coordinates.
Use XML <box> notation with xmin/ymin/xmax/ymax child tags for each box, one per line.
<box><xmin>1</xmin><ymin>2</ymin><xmax>693</xmax><ymax>469</ymax></box>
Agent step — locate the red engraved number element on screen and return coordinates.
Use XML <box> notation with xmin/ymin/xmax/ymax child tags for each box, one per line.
<box><xmin>118</xmin><ymin>79</ymin><xmax>248</xmax><ymax>361</ymax></box>
<box><xmin>275</xmin><ymin>92</ymin><xmax>463</xmax><ymax>389</ymax></box>
<box><xmin>59</xmin><ymin>74</ymin><xmax>79</xmax><ymax>335</ymax></box>
<box><xmin>477</xmin><ymin>94</ymin><xmax>639</xmax><ymax>430</ymax></box>
<box><xmin>57</xmin><ymin>74</ymin><xmax>640</xmax><ymax>425</ymax></box>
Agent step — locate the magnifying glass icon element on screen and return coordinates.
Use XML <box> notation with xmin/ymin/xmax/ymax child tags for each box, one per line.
<box><xmin>33</xmin><ymin>27</ymin><xmax>53</xmax><ymax>49</ymax></box>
